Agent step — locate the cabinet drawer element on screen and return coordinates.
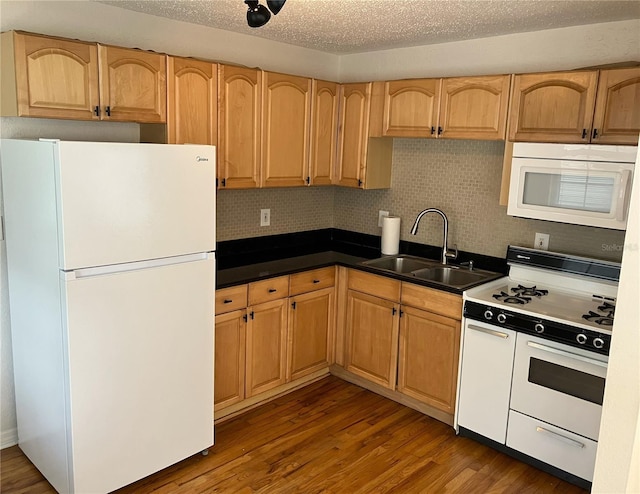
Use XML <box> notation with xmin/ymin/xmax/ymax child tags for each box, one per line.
<box><xmin>506</xmin><ymin>410</ymin><xmax>598</xmax><ymax>482</ymax></box>
<box><xmin>248</xmin><ymin>276</ymin><xmax>289</xmax><ymax>305</ymax></box>
<box><xmin>401</xmin><ymin>282</ymin><xmax>462</xmax><ymax>320</ymax></box>
<box><xmin>289</xmin><ymin>266</ymin><xmax>335</xmax><ymax>296</ymax></box>
<box><xmin>348</xmin><ymin>269</ymin><xmax>400</xmax><ymax>302</ymax></box>
<box><xmin>215</xmin><ymin>285</ymin><xmax>247</xmax><ymax>314</ymax></box>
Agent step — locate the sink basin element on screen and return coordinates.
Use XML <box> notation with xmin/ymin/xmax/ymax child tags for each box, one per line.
<box><xmin>361</xmin><ymin>255</ymin><xmax>440</xmax><ymax>274</ymax></box>
<box><xmin>412</xmin><ymin>266</ymin><xmax>488</xmax><ymax>287</ymax></box>
<box><xmin>360</xmin><ymin>255</ymin><xmax>502</xmax><ymax>289</ymax></box>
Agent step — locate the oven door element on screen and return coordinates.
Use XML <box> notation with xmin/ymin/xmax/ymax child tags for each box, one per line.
<box><xmin>509</xmin><ymin>333</ymin><xmax>607</xmax><ymax>441</ymax></box>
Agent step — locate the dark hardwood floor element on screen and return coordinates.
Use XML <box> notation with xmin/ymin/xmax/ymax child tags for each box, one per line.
<box><xmin>1</xmin><ymin>376</ymin><xmax>588</xmax><ymax>493</ymax></box>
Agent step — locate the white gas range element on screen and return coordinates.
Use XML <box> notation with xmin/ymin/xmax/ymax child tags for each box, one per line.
<box><xmin>456</xmin><ymin>246</ymin><xmax>621</xmax><ymax>488</ymax></box>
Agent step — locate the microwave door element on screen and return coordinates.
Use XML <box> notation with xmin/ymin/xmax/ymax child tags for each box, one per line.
<box><xmin>508</xmin><ymin>158</ymin><xmax>632</xmax><ymax>230</ymax></box>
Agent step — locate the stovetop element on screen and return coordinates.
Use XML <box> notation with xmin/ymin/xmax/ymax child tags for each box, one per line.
<box><xmin>464</xmin><ymin>246</ymin><xmax>621</xmax><ymax>341</ymax></box>
<box><xmin>465</xmin><ymin>277</ymin><xmax>616</xmax><ymax>333</ymax></box>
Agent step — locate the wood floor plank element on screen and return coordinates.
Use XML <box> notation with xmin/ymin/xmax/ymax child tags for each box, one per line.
<box><xmin>0</xmin><ymin>376</ymin><xmax>589</xmax><ymax>494</ymax></box>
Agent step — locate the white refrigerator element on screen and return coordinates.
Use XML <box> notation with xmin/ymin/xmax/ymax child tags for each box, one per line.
<box><xmin>1</xmin><ymin>139</ymin><xmax>216</xmax><ymax>493</ymax></box>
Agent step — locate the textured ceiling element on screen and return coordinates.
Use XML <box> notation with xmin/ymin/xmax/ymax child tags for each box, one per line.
<box><xmin>98</xmin><ymin>0</ymin><xmax>640</xmax><ymax>54</ymax></box>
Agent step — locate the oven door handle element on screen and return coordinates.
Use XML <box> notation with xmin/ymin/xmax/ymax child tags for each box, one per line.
<box><xmin>467</xmin><ymin>324</ymin><xmax>509</xmax><ymax>339</ymax></box>
<box><xmin>536</xmin><ymin>426</ymin><xmax>585</xmax><ymax>449</ymax></box>
<box><xmin>527</xmin><ymin>341</ymin><xmax>607</xmax><ymax>368</ymax></box>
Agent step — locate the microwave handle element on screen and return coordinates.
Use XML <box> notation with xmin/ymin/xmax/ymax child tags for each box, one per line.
<box><xmin>616</xmin><ymin>170</ymin><xmax>632</xmax><ymax>222</ymax></box>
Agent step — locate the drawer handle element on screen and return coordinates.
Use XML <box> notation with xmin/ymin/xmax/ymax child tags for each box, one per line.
<box><xmin>536</xmin><ymin>426</ymin><xmax>585</xmax><ymax>449</ymax></box>
<box><xmin>223</xmin><ymin>299</ymin><xmax>233</xmax><ymax>304</ymax></box>
<box><xmin>468</xmin><ymin>324</ymin><xmax>508</xmax><ymax>339</ymax></box>
<box><xmin>268</xmin><ymin>288</ymin><xmax>277</xmax><ymax>293</ymax></box>
<box><xmin>313</xmin><ymin>279</ymin><xmax>320</xmax><ymax>284</ymax></box>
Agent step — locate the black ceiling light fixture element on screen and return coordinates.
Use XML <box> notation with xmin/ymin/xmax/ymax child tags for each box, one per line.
<box><xmin>244</xmin><ymin>0</ymin><xmax>286</xmax><ymax>28</ymax></box>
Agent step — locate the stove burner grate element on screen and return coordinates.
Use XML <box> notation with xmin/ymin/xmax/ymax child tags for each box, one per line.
<box><xmin>597</xmin><ymin>301</ymin><xmax>615</xmax><ymax>316</ymax></box>
<box><xmin>493</xmin><ymin>291</ymin><xmax>531</xmax><ymax>304</ymax></box>
<box><xmin>511</xmin><ymin>284</ymin><xmax>549</xmax><ymax>298</ymax></box>
<box><xmin>582</xmin><ymin>311</ymin><xmax>614</xmax><ymax>326</ymax></box>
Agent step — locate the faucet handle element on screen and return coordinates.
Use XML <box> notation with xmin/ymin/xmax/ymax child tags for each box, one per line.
<box><xmin>460</xmin><ymin>260</ymin><xmax>474</xmax><ymax>271</ymax></box>
<box><xmin>445</xmin><ymin>244</ymin><xmax>458</xmax><ymax>261</ymax></box>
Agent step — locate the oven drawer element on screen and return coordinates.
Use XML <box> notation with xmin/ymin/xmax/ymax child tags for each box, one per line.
<box><xmin>506</xmin><ymin>410</ymin><xmax>598</xmax><ymax>482</ymax></box>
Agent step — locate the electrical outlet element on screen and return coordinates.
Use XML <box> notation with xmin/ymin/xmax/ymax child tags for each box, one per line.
<box><xmin>378</xmin><ymin>210</ymin><xmax>389</xmax><ymax>227</ymax></box>
<box><xmin>260</xmin><ymin>208</ymin><xmax>270</xmax><ymax>227</ymax></box>
<box><xmin>534</xmin><ymin>233</ymin><xmax>549</xmax><ymax>250</ymax></box>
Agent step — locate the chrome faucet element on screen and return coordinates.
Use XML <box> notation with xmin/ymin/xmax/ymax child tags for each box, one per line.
<box><xmin>410</xmin><ymin>208</ymin><xmax>458</xmax><ymax>265</ymax></box>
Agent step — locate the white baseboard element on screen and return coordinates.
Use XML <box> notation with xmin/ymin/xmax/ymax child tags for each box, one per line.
<box><xmin>1</xmin><ymin>427</ymin><xmax>18</xmax><ymax>449</ymax></box>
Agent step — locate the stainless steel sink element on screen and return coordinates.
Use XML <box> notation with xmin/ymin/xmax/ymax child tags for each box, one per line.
<box><xmin>361</xmin><ymin>255</ymin><xmax>442</xmax><ymax>274</ymax></box>
<box><xmin>412</xmin><ymin>266</ymin><xmax>488</xmax><ymax>287</ymax></box>
<box><xmin>360</xmin><ymin>255</ymin><xmax>502</xmax><ymax>290</ymax></box>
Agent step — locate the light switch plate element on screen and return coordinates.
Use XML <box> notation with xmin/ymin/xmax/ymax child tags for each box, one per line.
<box><xmin>260</xmin><ymin>208</ymin><xmax>270</xmax><ymax>227</ymax></box>
<box><xmin>378</xmin><ymin>210</ymin><xmax>389</xmax><ymax>227</ymax></box>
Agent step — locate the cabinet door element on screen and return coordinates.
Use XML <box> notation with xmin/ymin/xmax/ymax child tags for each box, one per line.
<box><xmin>98</xmin><ymin>45</ymin><xmax>166</xmax><ymax>123</ymax></box>
<box><xmin>591</xmin><ymin>67</ymin><xmax>640</xmax><ymax>145</ymax></box>
<box><xmin>261</xmin><ymin>72</ymin><xmax>312</xmax><ymax>187</ymax></box>
<box><xmin>397</xmin><ymin>306</ymin><xmax>461</xmax><ymax>413</ymax></box>
<box><xmin>167</xmin><ymin>57</ymin><xmax>217</xmax><ymax>145</ymax></box>
<box><xmin>457</xmin><ymin>321</ymin><xmax>516</xmax><ymax>443</ymax></box>
<box><xmin>288</xmin><ymin>287</ymin><xmax>334</xmax><ymax>381</ymax></box>
<box><xmin>345</xmin><ymin>290</ymin><xmax>399</xmax><ymax>389</ymax></box>
<box><xmin>336</xmin><ymin>83</ymin><xmax>371</xmax><ymax>188</ymax></box>
<box><xmin>439</xmin><ymin>75</ymin><xmax>510</xmax><ymax>140</ymax></box>
<box><xmin>508</xmin><ymin>71</ymin><xmax>598</xmax><ymax>143</ymax></box>
<box><xmin>218</xmin><ymin>65</ymin><xmax>261</xmax><ymax>189</ymax></box>
<box><xmin>245</xmin><ymin>298</ymin><xmax>288</xmax><ymax>397</ymax></box>
<box><xmin>309</xmin><ymin>80</ymin><xmax>339</xmax><ymax>185</ymax></box>
<box><xmin>5</xmin><ymin>32</ymin><xmax>99</xmax><ymax>120</ymax></box>
<box><xmin>382</xmin><ymin>78</ymin><xmax>441</xmax><ymax>137</ymax></box>
<box><xmin>214</xmin><ymin>309</ymin><xmax>246</xmax><ymax>411</ymax></box>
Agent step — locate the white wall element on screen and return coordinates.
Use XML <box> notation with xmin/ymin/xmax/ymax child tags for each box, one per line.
<box><xmin>1</xmin><ymin>9</ymin><xmax>639</xmax><ymax>490</ymax></box>
<box><xmin>592</xmin><ymin>139</ymin><xmax>640</xmax><ymax>493</ymax></box>
<box><xmin>339</xmin><ymin>19</ymin><xmax>640</xmax><ymax>81</ymax></box>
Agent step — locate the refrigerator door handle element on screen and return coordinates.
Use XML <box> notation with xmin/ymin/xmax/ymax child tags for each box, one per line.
<box><xmin>63</xmin><ymin>252</ymin><xmax>215</xmax><ymax>280</ymax></box>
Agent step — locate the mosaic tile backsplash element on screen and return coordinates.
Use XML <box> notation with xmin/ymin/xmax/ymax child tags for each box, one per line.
<box><xmin>217</xmin><ymin>139</ymin><xmax>626</xmax><ymax>262</ymax></box>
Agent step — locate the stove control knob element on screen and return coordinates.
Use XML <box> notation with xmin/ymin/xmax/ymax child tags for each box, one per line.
<box><xmin>576</xmin><ymin>333</ymin><xmax>588</xmax><ymax>345</ymax></box>
<box><xmin>497</xmin><ymin>313</ymin><xmax>507</xmax><ymax>324</ymax></box>
<box><xmin>534</xmin><ymin>323</ymin><xmax>545</xmax><ymax>334</ymax></box>
<box><xmin>483</xmin><ymin>310</ymin><xmax>493</xmax><ymax>320</ymax></box>
<box><xmin>593</xmin><ymin>338</ymin><xmax>605</xmax><ymax>349</ymax></box>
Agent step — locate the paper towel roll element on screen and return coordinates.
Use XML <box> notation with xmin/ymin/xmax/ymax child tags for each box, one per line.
<box><xmin>381</xmin><ymin>216</ymin><xmax>401</xmax><ymax>255</ymax></box>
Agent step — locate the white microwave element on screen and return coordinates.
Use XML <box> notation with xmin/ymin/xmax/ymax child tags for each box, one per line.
<box><xmin>508</xmin><ymin>143</ymin><xmax>638</xmax><ymax>230</ymax></box>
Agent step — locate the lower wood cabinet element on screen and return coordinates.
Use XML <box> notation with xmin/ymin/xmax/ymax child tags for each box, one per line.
<box><xmin>214</xmin><ymin>309</ymin><xmax>246</xmax><ymax>410</ymax></box>
<box><xmin>288</xmin><ymin>286</ymin><xmax>334</xmax><ymax>381</ymax></box>
<box><xmin>340</xmin><ymin>269</ymin><xmax>463</xmax><ymax>422</ymax></box>
<box><xmin>397</xmin><ymin>305</ymin><xmax>461</xmax><ymax>413</ymax></box>
<box><xmin>344</xmin><ymin>290</ymin><xmax>400</xmax><ymax>389</ymax></box>
<box><xmin>214</xmin><ymin>267</ymin><xmax>335</xmax><ymax>415</ymax></box>
<box><xmin>246</xmin><ymin>298</ymin><xmax>288</xmax><ymax>397</ymax></box>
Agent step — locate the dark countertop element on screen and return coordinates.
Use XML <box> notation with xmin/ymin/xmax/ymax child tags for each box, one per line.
<box><xmin>216</xmin><ymin>229</ymin><xmax>508</xmax><ymax>294</ymax></box>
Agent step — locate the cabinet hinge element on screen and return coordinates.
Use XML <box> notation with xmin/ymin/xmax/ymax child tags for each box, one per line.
<box><xmin>291</xmin><ymin>301</ymin><xmax>297</xmax><ymax>309</ymax></box>
<box><xmin>306</xmin><ymin>176</ymin><xmax>310</xmax><ymax>185</ymax></box>
<box><xmin>592</xmin><ymin>128</ymin><xmax>599</xmax><ymax>139</ymax></box>
<box><xmin>437</xmin><ymin>126</ymin><xmax>443</xmax><ymax>136</ymax></box>
<box><xmin>105</xmin><ymin>106</ymin><xmax>111</xmax><ymax>117</ymax></box>
<box><xmin>243</xmin><ymin>313</ymin><xmax>248</xmax><ymax>322</ymax></box>
<box><xmin>94</xmin><ymin>106</ymin><xmax>100</xmax><ymax>117</ymax></box>
<box><xmin>358</xmin><ymin>179</ymin><xmax>363</xmax><ymax>187</ymax></box>
<box><xmin>221</xmin><ymin>178</ymin><xmax>226</xmax><ymax>187</ymax></box>
<box><xmin>582</xmin><ymin>128</ymin><xmax>587</xmax><ymax>139</ymax></box>
<box><xmin>392</xmin><ymin>307</ymin><xmax>397</xmax><ymax>315</ymax></box>
<box><xmin>249</xmin><ymin>311</ymin><xmax>255</xmax><ymax>320</ymax></box>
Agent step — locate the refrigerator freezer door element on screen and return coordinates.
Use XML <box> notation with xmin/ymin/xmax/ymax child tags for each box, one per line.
<box><xmin>55</xmin><ymin>141</ymin><xmax>216</xmax><ymax>270</ymax></box>
<box><xmin>62</xmin><ymin>256</ymin><xmax>215</xmax><ymax>493</ymax></box>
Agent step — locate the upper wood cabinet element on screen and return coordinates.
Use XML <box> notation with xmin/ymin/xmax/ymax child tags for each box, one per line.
<box><xmin>1</xmin><ymin>32</ymin><xmax>166</xmax><ymax>123</ymax></box>
<box><xmin>336</xmin><ymin>82</ymin><xmax>393</xmax><ymax>189</ymax></box>
<box><xmin>591</xmin><ymin>67</ymin><xmax>640</xmax><ymax>145</ymax></box>
<box><xmin>1</xmin><ymin>31</ymin><xmax>99</xmax><ymax>120</ymax></box>
<box><xmin>218</xmin><ymin>64</ymin><xmax>262</xmax><ymax>189</ymax></box>
<box><xmin>166</xmin><ymin>56</ymin><xmax>217</xmax><ymax>145</ymax></box>
<box><xmin>382</xmin><ymin>78</ymin><xmax>441</xmax><ymax>137</ymax></box>
<box><xmin>380</xmin><ymin>75</ymin><xmax>510</xmax><ymax>140</ymax></box>
<box><xmin>98</xmin><ymin>44</ymin><xmax>166</xmax><ymax>123</ymax></box>
<box><xmin>439</xmin><ymin>75</ymin><xmax>511</xmax><ymax>140</ymax></box>
<box><xmin>261</xmin><ymin>71</ymin><xmax>312</xmax><ymax>188</ymax></box>
<box><xmin>508</xmin><ymin>70</ymin><xmax>598</xmax><ymax>143</ymax></box>
<box><xmin>309</xmin><ymin>80</ymin><xmax>339</xmax><ymax>185</ymax></box>
<box><xmin>509</xmin><ymin>68</ymin><xmax>640</xmax><ymax>144</ymax></box>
